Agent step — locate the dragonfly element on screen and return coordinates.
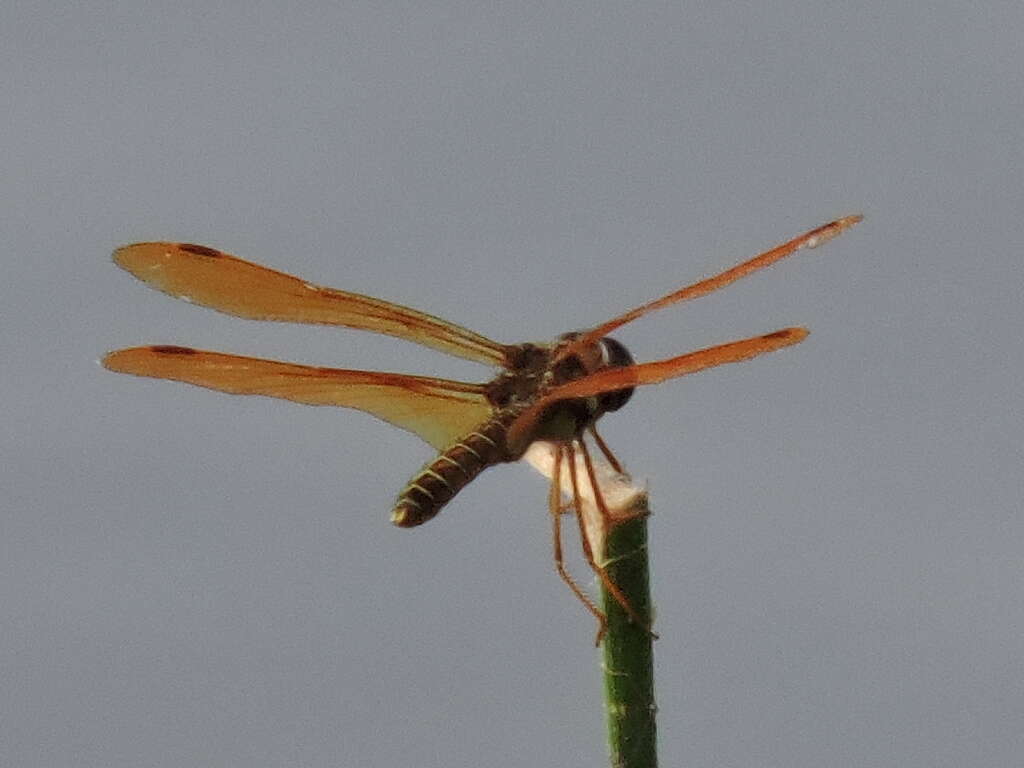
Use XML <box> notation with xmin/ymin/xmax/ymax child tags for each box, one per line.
<box><xmin>103</xmin><ymin>215</ymin><xmax>860</xmax><ymax>641</ymax></box>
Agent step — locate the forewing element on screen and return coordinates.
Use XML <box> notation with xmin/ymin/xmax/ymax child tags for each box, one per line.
<box><xmin>560</xmin><ymin>215</ymin><xmax>860</xmax><ymax>360</ymax></box>
<box><xmin>113</xmin><ymin>243</ymin><xmax>511</xmax><ymax>366</ymax></box>
<box><xmin>103</xmin><ymin>346</ymin><xmax>494</xmax><ymax>450</ymax></box>
<box><xmin>507</xmin><ymin>327</ymin><xmax>808</xmax><ymax>454</ymax></box>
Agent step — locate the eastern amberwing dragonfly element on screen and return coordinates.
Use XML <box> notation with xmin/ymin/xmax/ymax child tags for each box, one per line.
<box><xmin>104</xmin><ymin>215</ymin><xmax>860</xmax><ymax>640</ymax></box>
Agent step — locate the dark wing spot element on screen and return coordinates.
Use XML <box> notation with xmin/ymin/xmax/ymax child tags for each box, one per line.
<box><xmin>179</xmin><ymin>243</ymin><xmax>224</xmax><ymax>258</ymax></box>
<box><xmin>151</xmin><ymin>345</ymin><xmax>198</xmax><ymax>355</ymax></box>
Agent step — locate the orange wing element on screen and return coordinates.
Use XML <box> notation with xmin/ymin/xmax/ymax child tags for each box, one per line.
<box><xmin>102</xmin><ymin>346</ymin><xmax>494</xmax><ymax>451</ymax></box>
<box><xmin>559</xmin><ymin>215</ymin><xmax>861</xmax><ymax>361</ymax></box>
<box><xmin>113</xmin><ymin>243</ymin><xmax>511</xmax><ymax>366</ymax></box>
<box><xmin>506</xmin><ymin>327</ymin><xmax>808</xmax><ymax>455</ymax></box>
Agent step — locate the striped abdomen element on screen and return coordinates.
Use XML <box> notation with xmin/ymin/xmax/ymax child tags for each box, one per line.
<box><xmin>391</xmin><ymin>415</ymin><xmax>513</xmax><ymax>527</ymax></box>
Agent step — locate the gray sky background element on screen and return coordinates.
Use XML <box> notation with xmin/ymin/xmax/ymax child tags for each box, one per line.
<box><xmin>4</xmin><ymin>3</ymin><xmax>1022</xmax><ymax>766</ymax></box>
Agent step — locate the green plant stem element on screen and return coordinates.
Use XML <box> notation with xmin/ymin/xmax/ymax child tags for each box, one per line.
<box><xmin>600</xmin><ymin>505</ymin><xmax>657</xmax><ymax>768</ymax></box>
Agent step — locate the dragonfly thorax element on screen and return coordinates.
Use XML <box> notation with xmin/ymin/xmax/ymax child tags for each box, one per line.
<box><xmin>519</xmin><ymin>334</ymin><xmax>635</xmax><ymax>443</ymax></box>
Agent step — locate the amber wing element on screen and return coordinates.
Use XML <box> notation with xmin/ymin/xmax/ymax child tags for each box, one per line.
<box><xmin>113</xmin><ymin>243</ymin><xmax>511</xmax><ymax>366</ymax></box>
<box><xmin>103</xmin><ymin>346</ymin><xmax>494</xmax><ymax>451</ymax></box>
<box><xmin>506</xmin><ymin>327</ymin><xmax>808</xmax><ymax>455</ymax></box>
<box><xmin>560</xmin><ymin>215</ymin><xmax>861</xmax><ymax>361</ymax></box>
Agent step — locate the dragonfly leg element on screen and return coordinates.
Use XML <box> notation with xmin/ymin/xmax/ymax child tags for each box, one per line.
<box><xmin>548</xmin><ymin>443</ymin><xmax>607</xmax><ymax>644</ymax></box>
<box><xmin>588</xmin><ymin>425</ymin><xmax>623</xmax><ymax>474</ymax></box>
<box><xmin>574</xmin><ymin>440</ymin><xmax>657</xmax><ymax>640</ymax></box>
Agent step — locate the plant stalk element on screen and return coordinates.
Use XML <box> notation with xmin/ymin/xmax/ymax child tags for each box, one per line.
<box><xmin>600</xmin><ymin>502</ymin><xmax>657</xmax><ymax>768</ymax></box>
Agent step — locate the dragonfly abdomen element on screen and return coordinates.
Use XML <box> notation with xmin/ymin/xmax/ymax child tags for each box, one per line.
<box><xmin>391</xmin><ymin>417</ymin><xmax>512</xmax><ymax>527</ymax></box>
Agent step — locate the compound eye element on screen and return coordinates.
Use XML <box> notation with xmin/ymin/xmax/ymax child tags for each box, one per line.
<box><xmin>597</xmin><ymin>337</ymin><xmax>635</xmax><ymax>412</ymax></box>
<box><xmin>600</xmin><ymin>337</ymin><xmax>634</xmax><ymax>368</ymax></box>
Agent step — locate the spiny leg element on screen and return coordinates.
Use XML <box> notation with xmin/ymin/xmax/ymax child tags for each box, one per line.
<box><xmin>548</xmin><ymin>443</ymin><xmax>607</xmax><ymax>642</ymax></box>
<box><xmin>578</xmin><ymin>437</ymin><xmax>615</xmax><ymax>529</ymax></box>
<box><xmin>568</xmin><ymin>441</ymin><xmax>655</xmax><ymax>640</ymax></box>
<box><xmin>577</xmin><ymin>442</ymin><xmax>655</xmax><ymax>638</ymax></box>
<box><xmin>579</xmin><ymin>437</ymin><xmax>646</xmax><ymax>526</ymax></box>
<box><xmin>589</xmin><ymin>425</ymin><xmax>623</xmax><ymax>474</ymax></box>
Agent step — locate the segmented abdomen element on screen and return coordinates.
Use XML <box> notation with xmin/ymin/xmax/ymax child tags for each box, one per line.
<box><xmin>391</xmin><ymin>415</ymin><xmax>513</xmax><ymax>527</ymax></box>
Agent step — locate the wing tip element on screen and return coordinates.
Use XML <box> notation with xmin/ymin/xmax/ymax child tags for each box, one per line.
<box><xmin>771</xmin><ymin>325</ymin><xmax>809</xmax><ymax>341</ymax></box>
<box><xmin>101</xmin><ymin>347</ymin><xmax>153</xmax><ymax>373</ymax></box>
<box><xmin>112</xmin><ymin>241</ymin><xmax>173</xmax><ymax>273</ymax></box>
<box><xmin>806</xmin><ymin>214</ymin><xmax>863</xmax><ymax>249</ymax></box>
<box><xmin>114</xmin><ymin>241</ymin><xmax>227</xmax><ymax>269</ymax></box>
<box><xmin>102</xmin><ymin>345</ymin><xmax>199</xmax><ymax>374</ymax></box>
<box><xmin>761</xmin><ymin>326</ymin><xmax>810</xmax><ymax>349</ymax></box>
<box><xmin>101</xmin><ymin>348</ymin><xmax>129</xmax><ymax>372</ymax></box>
